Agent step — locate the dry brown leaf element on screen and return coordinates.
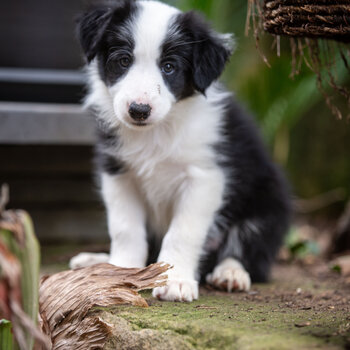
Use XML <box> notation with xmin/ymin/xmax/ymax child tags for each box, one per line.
<box><xmin>0</xmin><ymin>240</ymin><xmax>22</xmax><ymax>319</ymax></box>
<box><xmin>39</xmin><ymin>262</ymin><xmax>170</xmax><ymax>350</ymax></box>
<box><xmin>295</xmin><ymin>322</ymin><xmax>311</xmax><ymax>328</ymax></box>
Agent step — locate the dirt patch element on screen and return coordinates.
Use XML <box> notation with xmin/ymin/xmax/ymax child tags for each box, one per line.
<box><xmin>203</xmin><ymin>262</ymin><xmax>350</xmax><ymax>314</ymax></box>
<box><xmin>109</xmin><ymin>263</ymin><xmax>350</xmax><ymax>350</ymax></box>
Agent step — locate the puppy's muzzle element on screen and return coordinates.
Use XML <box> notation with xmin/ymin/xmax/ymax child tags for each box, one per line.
<box><xmin>129</xmin><ymin>102</ymin><xmax>152</xmax><ymax>122</ymax></box>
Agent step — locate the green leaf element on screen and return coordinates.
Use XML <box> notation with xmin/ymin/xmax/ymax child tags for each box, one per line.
<box><xmin>285</xmin><ymin>228</ymin><xmax>320</xmax><ymax>258</ymax></box>
<box><xmin>331</xmin><ymin>264</ymin><xmax>342</xmax><ymax>274</ymax></box>
<box><xmin>0</xmin><ymin>319</ymin><xmax>14</xmax><ymax>350</ymax></box>
<box><xmin>0</xmin><ymin>211</ymin><xmax>41</xmax><ymax>350</ymax></box>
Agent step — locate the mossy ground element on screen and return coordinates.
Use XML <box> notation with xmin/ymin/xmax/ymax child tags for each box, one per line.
<box><xmin>101</xmin><ymin>287</ymin><xmax>349</xmax><ymax>350</ymax></box>
<box><xmin>42</xmin><ymin>245</ymin><xmax>350</xmax><ymax>350</ymax></box>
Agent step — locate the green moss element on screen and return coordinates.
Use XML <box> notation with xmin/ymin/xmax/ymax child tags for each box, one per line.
<box><xmin>100</xmin><ymin>292</ymin><xmax>348</xmax><ymax>350</ymax></box>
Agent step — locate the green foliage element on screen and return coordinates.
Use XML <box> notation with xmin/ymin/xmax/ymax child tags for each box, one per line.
<box><xmin>0</xmin><ymin>212</ymin><xmax>41</xmax><ymax>350</ymax></box>
<box><xmin>331</xmin><ymin>264</ymin><xmax>341</xmax><ymax>274</ymax></box>
<box><xmin>18</xmin><ymin>213</ymin><xmax>41</xmax><ymax>335</ymax></box>
<box><xmin>0</xmin><ymin>320</ymin><xmax>13</xmax><ymax>350</ymax></box>
<box><xmin>285</xmin><ymin>228</ymin><xmax>320</xmax><ymax>259</ymax></box>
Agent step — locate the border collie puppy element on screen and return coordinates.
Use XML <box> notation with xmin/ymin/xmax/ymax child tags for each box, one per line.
<box><xmin>70</xmin><ymin>0</ymin><xmax>291</xmax><ymax>302</ymax></box>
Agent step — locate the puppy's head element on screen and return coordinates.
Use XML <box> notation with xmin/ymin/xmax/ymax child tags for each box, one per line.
<box><xmin>78</xmin><ymin>0</ymin><xmax>233</xmax><ymax>129</ymax></box>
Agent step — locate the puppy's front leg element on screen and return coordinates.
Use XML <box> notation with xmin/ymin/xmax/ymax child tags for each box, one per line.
<box><xmin>153</xmin><ymin>167</ymin><xmax>224</xmax><ymax>302</ymax></box>
<box><xmin>102</xmin><ymin>172</ymin><xmax>148</xmax><ymax>268</ymax></box>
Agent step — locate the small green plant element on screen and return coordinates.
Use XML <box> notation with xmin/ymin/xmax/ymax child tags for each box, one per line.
<box><xmin>0</xmin><ymin>320</ymin><xmax>13</xmax><ymax>350</ymax></box>
<box><xmin>0</xmin><ymin>185</ymin><xmax>49</xmax><ymax>350</ymax></box>
<box><xmin>285</xmin><ymin>227</ymin><xmax>320</xmax><ymax>259</ymax></box>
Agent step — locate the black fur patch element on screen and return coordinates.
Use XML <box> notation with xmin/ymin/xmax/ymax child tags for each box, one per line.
<box><xmin>159</xmin><ymin>15</ymin><xmax>195</xmax><ymax>100</ymax></box>
<box><xmin>199</xmin><ymin>97</ymin><xmax>291</xmax><ymax>283</ymax></box>
<box><xmin>94</xmin><ymin>121</ymin><xmax>125</xmax><ymax>175</ymax></box>
<box><xmin>78</xmin><ymin>5</ymin><xmax>114</xmax><ymax>62</ymax></box>
<box><xmin>78</xmin><ymin>0</ymin><xmax>139</xmax><ymax>85</ymax></box>
<box><xmin>95</xmin><ymin>151</ymin><xmax>125</xmax><ymax>175</ymax></box>
<box><xmin>160</xmin><ymin>11</ymin><xmax>232</xmax><ymax>98</ymax></box>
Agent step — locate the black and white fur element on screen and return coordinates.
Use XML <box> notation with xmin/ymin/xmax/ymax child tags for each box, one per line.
<box><xmin>70</xmin><ymin>0</ymin><xmax>291</xmax><ymax>302</ymax></box>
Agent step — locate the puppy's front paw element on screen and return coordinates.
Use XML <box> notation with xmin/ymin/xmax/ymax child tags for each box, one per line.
<box><xmin>206</xmin><ymin>258</ymin><xmax>251</xmax><ymax>292</ymax></box>
<box><xmin>69</xmin><ymin>252</ymin><xmax>109</xmax><ymax>269</ymax></box>
<box><xmin>153</xmin><ymin>278</ymin><xmax>198</xmax><ymax>302</ymax></box>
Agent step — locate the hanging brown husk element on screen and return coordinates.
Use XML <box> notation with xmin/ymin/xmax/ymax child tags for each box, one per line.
<box><xmin>246</xmin><ymin>0</ymin><xmax>350</xmax><ymax>119</ymax></box>
<box><xmin>264</xmin><ymin>1</ymin><xmax>350</xmax><ymax>42</ymax></box>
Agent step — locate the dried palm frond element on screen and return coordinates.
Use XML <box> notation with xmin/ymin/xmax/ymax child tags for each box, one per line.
<box><xmin>39</xmin><ymin>262</ymin><xmax>170</xmax><ymax>350</ymax></box>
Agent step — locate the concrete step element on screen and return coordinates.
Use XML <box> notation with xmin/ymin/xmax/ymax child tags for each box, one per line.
<box><xmin>0</xmin><ymin>101</ymin><xmax>94</xmax><ymax>145</ymax></box>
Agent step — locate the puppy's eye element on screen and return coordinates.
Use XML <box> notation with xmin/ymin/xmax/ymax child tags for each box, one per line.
<box><xmin>162</xmin><ymin>63</ymin><xmax>175</xmax><ymax>75</ymax></box>
<box><xmin>120</xmin><ymin>56</ymin><xmax>131</xmax><ymax>68</ymax></box>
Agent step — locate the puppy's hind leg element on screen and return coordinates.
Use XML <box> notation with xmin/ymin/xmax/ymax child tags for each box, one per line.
<box><xmin>206</xmin><ymin>213</ymin><xmax>288</xmax><ymax>292</ymax></box>
<box><xmin>206</xmin><ymin>257</ymin><xmax>251</xmax><ymax>292</ymax></box>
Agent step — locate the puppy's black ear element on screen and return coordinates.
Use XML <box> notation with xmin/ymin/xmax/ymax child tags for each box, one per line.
<box><xmin>77</xmin><ymin>5</ymin><xmax>114</xmax><ymax>62</ymax></box>
<box><xmin>181</xmin><ymin>12</ymin><xmax>234</xmax><ymax>94</ymax></box>
<box><xmin>193</xmin><ymin>32</ymin><xmax>233</xmax><ymax>94</ymax></box>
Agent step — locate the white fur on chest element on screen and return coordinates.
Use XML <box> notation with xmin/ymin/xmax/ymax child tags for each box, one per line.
<box><xmin>116</xmin><ymin>90</ymin><xmax>227</xmax><ymax>235</ymax></box>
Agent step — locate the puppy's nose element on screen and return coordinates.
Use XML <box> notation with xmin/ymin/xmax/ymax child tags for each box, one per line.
<box><xmin>128</xmin><ymin>102</ymin><xmax>152</xmax><ymax>121</ymax></box>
